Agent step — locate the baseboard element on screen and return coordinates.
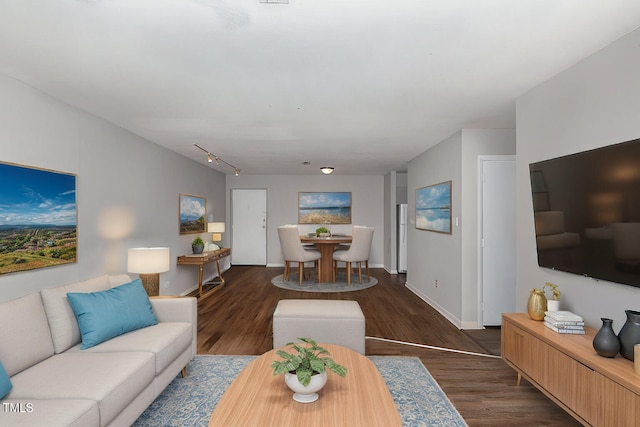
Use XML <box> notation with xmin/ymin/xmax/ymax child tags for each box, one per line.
<box><xmin>460</xmin><ymin>321</ymin><xmax>484</xmax><ymax>330</ymax></box>
<box><xmin>267</xmin><ymin>263</ymin><xmax>284</xmax><ymax>268</ymax></box>
<box><xmin>384</xmin><ymin>266</ymin><xmax>398</xmax><ymax>274</ymax></box>
<box><xmin>405</xmin><ymin>282</ymin><xmax>463</xmax><ymax>329</ymax></box>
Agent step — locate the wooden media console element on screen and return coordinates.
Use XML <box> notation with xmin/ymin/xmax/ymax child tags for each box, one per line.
<box><xmin>502</xmin><ymin>313</ymin><xmax>640</xmax><ymax>426</ymax></box>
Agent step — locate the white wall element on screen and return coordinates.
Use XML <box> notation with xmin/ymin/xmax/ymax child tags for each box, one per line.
<box><xmin>382</xmin><ymin>171</ymin><xmax>408</xmax><ymax>273</ymax></box>
<box><xmin>516</xmin><ymin>27</ymin><xmax>640</xmax><ymax>329</ymax></box>
<box><xmin>383</xmin><ymin>171</ymin><xmax>396</xmax><ymax>272</ymax></box>
<box><xmin>406</xmin><ymin>129</ymin><xmax>516</xmax><ymax>328</ymax></box>
<box><xmin>226</xmin><ymin>174</ymin><xmax>385</xmax><ymax>267</ymax></box>
<box><xmin>0</xmin><ymin>74</ymin><xmax>226</xmax><ymax>301</ymax></box>
<box><xmin>407</xmin><ymin>132</ymin><xmax>464</xmax><ymax>323</ymax></box>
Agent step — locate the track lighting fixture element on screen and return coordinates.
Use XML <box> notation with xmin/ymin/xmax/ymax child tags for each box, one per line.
<box><xmin>194</xmin><ymin>144</ymin><xmax>240</xmax><ymax>176</ymax></box>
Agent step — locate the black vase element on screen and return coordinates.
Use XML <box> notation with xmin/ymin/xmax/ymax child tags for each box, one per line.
<box><xmin>593</xmin><ymin>318</ymin><xmax>620</xmax><ymax>358</ymax></box>
<box><xmin>618</xmin><ymin>310</ymin><xmax>640</xmax><ymax>361</ymax></box>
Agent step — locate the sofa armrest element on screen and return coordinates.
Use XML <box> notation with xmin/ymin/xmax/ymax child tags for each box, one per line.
<box><xmin>150</xmin><ymin>296</ymin><xmax>196</xmax><ymax>322</ymax></box>
<box><xmin>150</xmin><ymin>296</ymin><xmax>197</xmax><ymax>357</ymax></box>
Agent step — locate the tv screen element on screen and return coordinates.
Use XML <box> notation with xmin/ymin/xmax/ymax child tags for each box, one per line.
<box><xmin>529</xmin><ymin>138</ymin><xmax>640</xmax><ymax>288</ymax></box>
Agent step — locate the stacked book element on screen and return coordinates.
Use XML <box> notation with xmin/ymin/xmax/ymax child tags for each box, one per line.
<box><xmin>544</xmin><ymin>311</ymin><xmax>585</xmax><ymax>334</ymax></box>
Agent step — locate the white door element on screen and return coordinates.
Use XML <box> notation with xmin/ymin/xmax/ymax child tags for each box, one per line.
<box><xmin>232</xmin><ymin>189</ymin><xmax>267</xmax><ymax>265</ymax></box>
<box><xmin>481</xmin><ymin>157</ymin><xmax>516</xmax><ymax>326</ymax></box>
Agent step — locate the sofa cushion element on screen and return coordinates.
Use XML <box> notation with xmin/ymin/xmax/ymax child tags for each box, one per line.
<box><xmin>0</xmin><ymin>361</ymin><xmax>11</xmax><ymax>399</ymax></box>
<box><xmin>109</xmin><ymin>273</ymin><xmax>133</xmax><ymax>288</ymax></box>
<box><xmin>0</xmin><ymin>292</ymin><xmax>54</xmax><ymax>376</ymax></box>
<box><xmin>8</xmin><ymin>352</ymin><xmax>155</xmax><ymax>426</ymax></box>
<box><xmin>67</xmin><ymin>279</ymin><xmax>158</xmax><ymax>350</ymax></box>
<box><xmin>41</xmin><ymin>275</ymin><xmax>112</xmax><ymax>354</ymax></box>
<box><xmin>0</xmin><ymin>399</ymin><xmax>99</xmax><ymax>427</ymax></box>
<box><xmin>66</xmin><ymin>322</ymin><xmax>193</xmax><ymax>375</ymax></box>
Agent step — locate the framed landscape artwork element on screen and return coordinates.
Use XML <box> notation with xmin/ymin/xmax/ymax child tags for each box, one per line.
<box><xmin>179</xmin><ymin>194</ymin><xmax>206</xmax><ymax>234</ymax></box>
<box><xmin>0</xmin><ymin>162</ymin><xmax>77</xmax><ymax>275</ymax></box>
<box><xmin>416</xmin><ymin>181</ymin><xmax>452</xmax><ymax>234</ymax></box>
<box><xmin>298</xmin><ymin>192</ymin><xmax>352</xmax><ymax>224</ymax></box>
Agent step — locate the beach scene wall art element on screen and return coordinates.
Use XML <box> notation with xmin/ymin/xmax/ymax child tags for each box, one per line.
<box><xmin>416</xmin><ymin>181</ymin><xmax>451</xmax><ymax>234</ymax></box>
<box><xmin>0</xmin><ymin>162</ymin><xmax>77</xmax><ymax>275</ymax></box>
<box><xmin>179</xmin><ymin>194</ymin><xmax>206</xmax><ymax>234</ymax></box>
<box><xmin>299</xmin><ymin>192</ymin><xmax>352</xmax><ymax>224</ymax></box>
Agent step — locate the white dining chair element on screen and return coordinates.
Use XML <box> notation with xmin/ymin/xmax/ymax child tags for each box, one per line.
<box><xmin>277</xmin><ymin>225</ymin><xmax>322</xmax><ymax>286</ymax></box>
<box><xmin>332</xmin><ymin>226</ymin><xmax>374</xmax><ymax>285</ymax></box>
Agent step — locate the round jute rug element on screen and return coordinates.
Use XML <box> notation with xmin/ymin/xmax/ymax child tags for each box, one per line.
<box><xmin>271</xmin><ymin>273</ymin><xmax>378</xmax><ymax>292</ymax></box>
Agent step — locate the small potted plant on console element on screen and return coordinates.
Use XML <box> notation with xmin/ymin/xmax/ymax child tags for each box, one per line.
<box><xmin>544</xmin><ymin>282</ymin><xmax>561</xmax><ymax>311</ymax></box>
<box><xmin>191</xmin><ymin>236</ymin><xmax>205</xmax><ymax>254</ymax></box>
<box><xmin>271</xmin><ymin>338</ymin><xmax>347</xmax><ymax>403</ymax></box>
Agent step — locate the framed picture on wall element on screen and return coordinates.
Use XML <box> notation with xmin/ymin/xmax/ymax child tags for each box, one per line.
<box><xmin>0</xmin><ymin>161</ymin><xmax>77</xmax><ymax>275</ymax></box>
<box><xmin>416</xmin><ymin>181</ymin><xmax>452</xmax><ymax>234</ymax></box>
<box><xmin>298</xmin><ymin>192</ymin><xmax>352</xmax><ymax>224</ymax></box>
<box><xmin>179</xmin><ymin>193</ymin><xmax>207</xmax><ymax>234</ymax></box>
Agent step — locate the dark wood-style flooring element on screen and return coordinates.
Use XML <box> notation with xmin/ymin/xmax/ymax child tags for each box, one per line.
<box><xmin>196</xmin><ymin>266</ymin><xmax>580</xmax><ymax>427</ymax></box>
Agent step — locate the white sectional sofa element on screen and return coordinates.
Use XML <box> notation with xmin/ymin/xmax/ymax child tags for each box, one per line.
<box><xmin>0</xmin><ymin>274</ymin><xmax>197</xmax><ymax>427</ymax></box>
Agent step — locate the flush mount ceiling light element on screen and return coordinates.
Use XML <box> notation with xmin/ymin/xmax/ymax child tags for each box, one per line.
<box><xmin>259</xmin><ymin>0</ymin><xmax>289</xmax><ymax>3</ymax></box>
<box><xmin>194</xmin><ymin>143</ymin><xmax>240</xmax><ymax>176</ymax></box>
<box><xmin>320</xmin><ymin>167</ymin><xmax>334</xmax><ymax>175</ymax></box>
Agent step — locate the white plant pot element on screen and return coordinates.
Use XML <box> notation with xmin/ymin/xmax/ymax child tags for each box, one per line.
<box><xmin>547</xmin><ymin>299</ymin><xmax>561</xmax><ymax>312</ymax></box>
<box><xmin>284</xmin><ymin>371</ymin><xmax>327</xmax><ymax>403</ymax></box>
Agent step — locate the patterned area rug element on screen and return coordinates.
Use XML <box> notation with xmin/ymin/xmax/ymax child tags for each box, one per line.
<box><xmin>271</xmin><ymin>273</ymin><xmax>378</xmax><ymax>292</ymax></box>
<box><xmin>134</xmin><ymin>355</ymin><xmax>467</xmax><ymax>427</ymax></box>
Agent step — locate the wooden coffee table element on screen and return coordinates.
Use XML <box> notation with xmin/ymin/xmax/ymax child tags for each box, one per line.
<box><xmin>209</xmin><ymin>344</ymin><xmax>401</xmax><ymax>426</ymax></box>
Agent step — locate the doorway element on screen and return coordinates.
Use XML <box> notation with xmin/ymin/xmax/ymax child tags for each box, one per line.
<box><xmin>479</xmin><ymin>156</ymin><xmax>516</xmax><ymax>326</ymax></box>
<box><xmin>231</xmin><ymin>189</ymin><xmax>267</xmax><ymax>265</ymax></box>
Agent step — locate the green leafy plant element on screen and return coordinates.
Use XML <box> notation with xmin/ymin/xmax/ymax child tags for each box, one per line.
<box><xmin>315</xmin><ymin>227</ymin><xmax>329</xmax><ymax>236</ymax></box>
<box><xmin>191</xmin><ymin>236</ymin><xmax>204</xmax><ymax>246</ymax></box>
<box><xmin>271</xmin><ymin>338</ymin><xmax>347</xmax><ymax>386</ymax></box>
<box><xmin>544</xmin><ymin>282</ymin><xmax>561</xmax><ymax>300</ymax></box>
<box><xmin>533</xmin><ymin>282</ymin><xmax>561</xmax><ymax>301</ymax></box>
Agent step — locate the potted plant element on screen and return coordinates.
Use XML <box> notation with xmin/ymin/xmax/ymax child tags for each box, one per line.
<box><xmin>191</xmin><ymin>236</ymin><xmax>205</xmax><ymax>254</ymax></box>
<box><xmin>315</xmin><ymin>226</ymin><xmax>330</xmax><ymax>237</ymax></box>
<box><xmin>271</xmin><ymin>338</ymin><xmax>347</xmax><ymax>403</ymax></box>
<box><xmin>543</xmin><ymin>282</ymin><xmax>561</xmax><ymax>311</ymax></box>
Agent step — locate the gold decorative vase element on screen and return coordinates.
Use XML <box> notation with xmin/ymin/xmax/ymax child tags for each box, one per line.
<box><xmin>527</xmin><ymin>288</ymin><xmax>547</xmax><ymax>321</ymax></box>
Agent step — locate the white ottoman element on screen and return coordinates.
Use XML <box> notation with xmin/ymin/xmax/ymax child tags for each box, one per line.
<box><xmin>273</xmin><ymin>299</ymin><xmax>366</xmax><ymax>354</ymax></box>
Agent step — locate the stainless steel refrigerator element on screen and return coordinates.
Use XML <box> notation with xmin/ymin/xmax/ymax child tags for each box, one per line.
<box><xmin>397</xmin><ymin>204</ymin><xmax>407</xmax><ymax>273</ymax></box>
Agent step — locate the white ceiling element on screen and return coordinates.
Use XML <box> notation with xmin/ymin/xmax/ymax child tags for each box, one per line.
<box><xmin>1</xmin><ymin>1</ymin><xmax>640</xmax><ymax>175</ymax></box>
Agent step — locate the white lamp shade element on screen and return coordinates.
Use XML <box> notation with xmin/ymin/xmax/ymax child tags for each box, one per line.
<box><xmin>127</xmin><ymin>247</ymin><xmax>170</xmax><ymax>274</ymax></box>
<box><xmin>207</xmin><ymin>222</ymin><xmax>226</xmax><ymax>233</ymax></box>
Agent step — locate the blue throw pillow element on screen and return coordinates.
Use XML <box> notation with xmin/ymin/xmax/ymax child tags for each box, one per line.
<box><xmin>0</xmin><ymin>360</ymin><xmax>12</xmax><ymax>399</ymax></box>
<box><xmin>67</xmin><ymin>279</ymin><xmax>158</xmax><ymax>350</ymax></box>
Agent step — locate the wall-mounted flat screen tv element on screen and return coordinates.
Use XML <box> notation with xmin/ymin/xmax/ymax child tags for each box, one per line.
<box><xmin>529</xmin><ymin>138</ymin><xmax>640</xmax><ymax>288</ymax></box>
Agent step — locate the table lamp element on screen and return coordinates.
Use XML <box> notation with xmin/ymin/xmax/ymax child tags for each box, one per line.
<box><xmin>207</xmin><ymin>222</ymin><xmax>225</xmax><ymax>251</ymax></box>
<box><xmin>127</xmin><ymin>247</ymin><xmax>170</xmax><ymax>296</ymax></box>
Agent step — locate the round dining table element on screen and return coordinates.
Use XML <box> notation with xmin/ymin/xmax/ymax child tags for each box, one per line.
<box><xmin>299</xmin><ymin>235</ymin><xmax>352</xmax><ymax>282</ymax></box>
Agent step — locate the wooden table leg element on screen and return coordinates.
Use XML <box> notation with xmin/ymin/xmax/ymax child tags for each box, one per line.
<box><xmin>216</xmin><ymin>259</ymin><xmax>225</xmax><ymax>286</ymax></box>
<box><xmin>315</xmin><ymin>243</ymin><xmax>337</xmax><ymax>282</ymax></box>
<box><xmin>198</xmin><ymin>265</ymin><xmax>205</xmax><ymax>297</ymax></box>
